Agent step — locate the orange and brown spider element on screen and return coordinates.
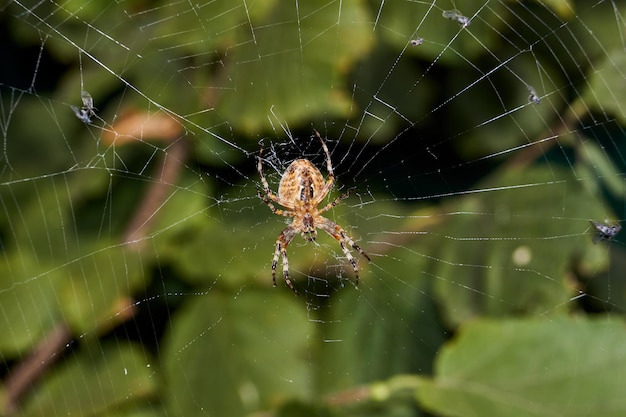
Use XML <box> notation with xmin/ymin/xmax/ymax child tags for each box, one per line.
<box><xmin>257</xmin><ymin>130</ymin><xmax>370</xmax><ymax>294</ymax></box>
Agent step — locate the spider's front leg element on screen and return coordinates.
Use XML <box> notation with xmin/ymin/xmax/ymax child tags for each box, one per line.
<box><xmin>317</xmin><ymin>189</ymin><xmax>351</xmax><ymax>215</ymax></box>
<box><xmin>272</xmin><ymin>226</ymin><xmax>299</xmax><ymax>294</ymax></box>
<box><xmin>257</xmin><ymin>187</ymin><xmax>294</xmax><ymax>217</ymax></box>
<box><xmin>257</xmin><ymin>146</ymin><xmax>283</xmax><ymax>206</ymax></box>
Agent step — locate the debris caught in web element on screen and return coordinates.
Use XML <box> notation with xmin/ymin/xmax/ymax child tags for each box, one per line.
<box><xmin>589</xmin><ymin>220</ymin><xmax>621</xmax><ymax>244</ymax></box>
<box><xmin>442</xmin><ymin>9</ymin><xmax>470</xmax><ymax>28</ymax></box>
<box><xmin>527</xmin><ymin>86</ymin><xmax>541</xmax><ymax>104</ymax></box>
<box><xmin>71</xmin><ymin>90</ymin><xmax>97</xmax><ymax>123</ymax></box>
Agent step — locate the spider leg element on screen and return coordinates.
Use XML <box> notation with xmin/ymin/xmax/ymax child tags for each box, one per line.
<box><xmin>272</xmin><ymin>227</ymin><xmax>299</xmax><ymax>294</ymax></box>
<box><xmin>318</xmin><ymin>189</ymin><xmax>351</xmax><ymax>214</ymax></box>
<box><xmin>257</xmin><ymin>187</ymin><xmax>294</xmax><ymax>217</ymax></box>
<box><xmin>256</xmin><ymin>148</ymin><xmax>294</xmax><ymax>210</ymax></box>
<box><xmin>318</xmin><ymin>217</ymin><xmax>370</xmax><ymax>285</ymax></box>
<box><xmin>257</xmin><ymin>146</ymin><xmax>285</xmax><ymax>206</ymax></box>
<box><xmin>313</xmin><ymin>130</ymin><xmax>336</xmax><ymax>202</ymax></box>
<box><xmin>313</xmin><ymin>129</ymin><xmax>334</xmax><ymax>180</ymax></box>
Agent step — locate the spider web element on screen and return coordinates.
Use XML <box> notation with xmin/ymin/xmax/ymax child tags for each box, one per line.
<box><xmin>1</xmin><ymin>1</ymin><xmax>626</xmax><ymax>416</ymax></box>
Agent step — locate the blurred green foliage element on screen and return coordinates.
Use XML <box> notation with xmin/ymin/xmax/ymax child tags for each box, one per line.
<box><xmin>1</xmin><ymin>0</ymin><xmax>626</xmax><ymax>416</ymax></box>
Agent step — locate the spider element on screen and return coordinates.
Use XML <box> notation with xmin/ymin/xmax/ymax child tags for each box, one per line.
<box><xmin>257</xmin><ymin>130</ymin><xmax>370</xmax><ymax>294</ymax></box>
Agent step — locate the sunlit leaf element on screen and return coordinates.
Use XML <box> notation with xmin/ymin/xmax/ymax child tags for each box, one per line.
<box><xmin>216</xmin><ymin>1</ymin><xmax>373</xmax><ymax>133</ymax></box>
<box><xmin>416</xmin><ymin>316</ymin><xmax>626</xmax><ymax>417</ymax></box>
<box><xmin>530</xmin><ymin>0</ymin><xmax>574</xmax><ymax>19</ymax></box>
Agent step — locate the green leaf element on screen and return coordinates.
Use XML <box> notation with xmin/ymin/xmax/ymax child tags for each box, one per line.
<box><xmin>416</xmin><ymin>316</ymin><xmax>626</xmax><ymax>417</ymax></box>
<box><xmin>576</xmin><ymin>139</ymin><xmax>624</xmax><ymax>198</ymax></box>
<box><xmin>58</xmin><ymin>243</ymin><xmax>149</xmax><ymax>334</ymax></box>
<box><xmin>149</xmin><ymin>173</ymin><xmax>211</xmax><ymax>247</ymax></box>
<box><xmin>0</xmin><ymin>254</ymin><xmax>61</xmax><ymax>356</ymax></box>
<box><xmin>163</xmin><ymin>201</ymin><xmax>273</xmax><ymax>289</ymax></box>
<box><xmin>162</xmin><ymin>290</ymin><xmax>312</xmax><ymax>417</ymax></box>
<box><xmin>22</xmin><ymin>344</ymin><xmax>157</xmax><ymax>417</ymax></box>
<box><xmin>145</xmin><ymin>0</ymin><xmax>374</xmax><ymax>133</ymax></box>
<box><xmin>584</xmin><ymin>50</ymin><xmax>626</xmax><ymax>125</ymax></box>
<box><xmin>216</xmin><ymin>1</ymin><xmax>373</xmax><ymax>133</ymax></box>
<box><xmin>316</xmin><ymin>270</ymin><xmax>446</xmax><ymax>395</ymax></box>
<box><xmin>569</xmin><ymin>2</ymin><xmax>626</xmax><ymax>67</ymax></box>
<box><xmin>448</xmin><ymin>54</ymin><xmax>561</xmax><ymax>161</ymax></box>
<box><xmin>431</xmin><ymin>165</ymin><xmax>608</xmax><ymax>327</ymax></box>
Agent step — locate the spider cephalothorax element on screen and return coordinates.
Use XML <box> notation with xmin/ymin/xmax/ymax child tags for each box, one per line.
<box><xmin>257</xmin><ymin>130</ymin><xmax>370</xmax><ymax>294</ymax></box>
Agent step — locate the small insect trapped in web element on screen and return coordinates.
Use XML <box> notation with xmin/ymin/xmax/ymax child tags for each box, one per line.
<box><xmin>70</xmin><ymin>105</ymin><xmax>91</xmax><ymax>123</ymax></box>
<box><xmin>257</xmin><ymin>130</ymin><xmax>371</xmax><ymax>294</ymax></box>
<box><xmin>70</xmin><ymin>90</ymin><xmax>97</xmax><ymax>123</ymax></box>
<box><xmin>409</xmin><ymin>37</ymin><xmax>424</xmax><ymax>46</ymax></box>
<box><xmin>589</xmin><ymin>220</ymin><xmax>621</xmax><ymax>244</ymax></box>
<box><xmin>442</xmin><ymin>9</ymin><xmax>470</xmax><ymax>28</ymax></box>
<box><xmin>527</xmin><ymin>86</ymin><xmax>541</xmax><ymax>104</ymax></box>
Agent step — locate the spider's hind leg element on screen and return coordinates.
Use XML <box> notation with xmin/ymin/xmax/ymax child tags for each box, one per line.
<box><xmin>318</xmin><ymin>218</ymin><xmax>370</xmax><ymax>285</ymax></box>
<box><xmin>273</xmin><ymin>227</ymin><xmax>299</xmax><ymax>294</ymax></box>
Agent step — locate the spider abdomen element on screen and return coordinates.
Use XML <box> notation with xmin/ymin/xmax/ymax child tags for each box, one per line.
<box><xmin>278</xmin><ymin>159</ymin><xmax>326</xmax><ymax>204</ymax></box>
